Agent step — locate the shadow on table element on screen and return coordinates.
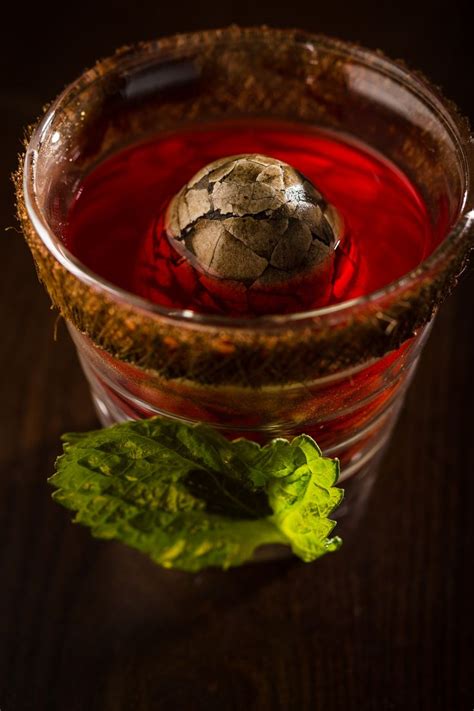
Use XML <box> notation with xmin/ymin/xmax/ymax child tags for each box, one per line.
<box><xmin>0</xmin><ymin>435</ymin><xmax>364</xmax><ymax>710</ymax></box>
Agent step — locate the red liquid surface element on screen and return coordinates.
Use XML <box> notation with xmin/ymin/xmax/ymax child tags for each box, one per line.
<box><xmin>64</xmin><ymin>121</ymin><xmax>440</xmax><ymax>316</ymax></box>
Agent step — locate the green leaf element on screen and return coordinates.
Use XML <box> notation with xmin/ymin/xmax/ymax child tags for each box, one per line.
<box><xmin>49</xmin><ymin>418</ymin><xmax>343</xmax><ymax>572</ymax></box>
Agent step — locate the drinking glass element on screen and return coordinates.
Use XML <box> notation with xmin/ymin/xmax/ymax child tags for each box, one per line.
<box><xmin>18</xmin><ymin>28</ymin><xmax>474</xmax><ymax>531</ymax></box>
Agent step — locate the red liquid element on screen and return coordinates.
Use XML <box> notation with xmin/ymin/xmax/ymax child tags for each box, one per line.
<box><xmin>64</xmin><ymin>121</ymin><xmax>442</xmax><ymax>483</ymax></box>
<box><xmin>64</xmin><ymin>121</ymin><xmax>440</xmax><ymax>316</ymax></box>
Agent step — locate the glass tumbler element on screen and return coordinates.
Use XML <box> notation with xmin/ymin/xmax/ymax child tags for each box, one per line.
<box><xmin>18</xmin><ymin>28</ymin><xmax>474</xmax><ymax>530</ymax></box>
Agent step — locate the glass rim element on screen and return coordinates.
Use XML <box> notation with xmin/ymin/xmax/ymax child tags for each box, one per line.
<box><xmin>22</xmin><ymin>27</ymin><xmax>474</xmax><ymax>331</ymax></box>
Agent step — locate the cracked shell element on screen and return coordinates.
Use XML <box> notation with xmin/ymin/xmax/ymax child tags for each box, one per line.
<box><xmin>165</xmin><ymin>154</ymin><xmax>343</xmax><ymax>286</ymax></box>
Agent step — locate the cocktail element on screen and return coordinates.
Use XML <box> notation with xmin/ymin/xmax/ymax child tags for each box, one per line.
<box><xmin>17</xmin><ymin>28</ymin><xmax>474</xmax><ymax>567</ymax></box>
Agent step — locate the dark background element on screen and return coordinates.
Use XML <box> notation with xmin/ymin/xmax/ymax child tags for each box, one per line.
<box><xmin>1</xmin><ymin>1</ymin><xmax>473</xmax><ymax>709</ymax></box>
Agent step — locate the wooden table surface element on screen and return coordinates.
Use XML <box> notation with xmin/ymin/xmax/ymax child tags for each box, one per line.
<box><xmin>1</xmin><ymin>3</ymin><xmax>473</xmax><ymax>709</ymax></box>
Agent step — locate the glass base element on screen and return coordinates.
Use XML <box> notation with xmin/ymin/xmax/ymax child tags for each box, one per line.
<box><xmin>90</xmin><ymin>384</ymin><xmax>386</xmax><ymax>560</ymax></box>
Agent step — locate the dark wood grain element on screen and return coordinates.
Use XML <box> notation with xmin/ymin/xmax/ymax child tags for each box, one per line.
<box><xmin>1</xmin><ymin>3</ymin><xmax>473</xmax><ymax>709</ymax></box>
